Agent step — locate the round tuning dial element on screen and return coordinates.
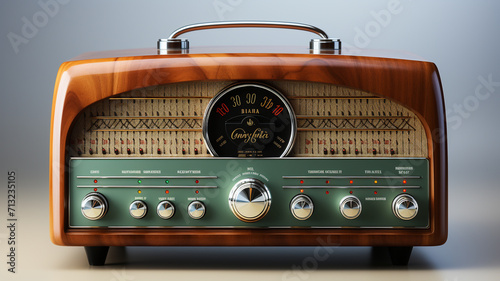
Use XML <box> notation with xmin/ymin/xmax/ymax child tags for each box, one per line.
<box><xmin>228</xmin><ymin>178</ymin><xmax>271</xmax><ymax>222</ymax></box>
<box><xmin>157</xmin><ymin>201</ymin><xmax>175</xmax><ymax>220</ymax></box>
<box><xmin>187</xmin><ymin>201</ymin><xmax>206</xmax><ymax>219</ymax></box>
<box><xmin>129</xmin><ymin>200</ymin><xmax>148</xmax><ymax>219</ymax></box>
<box><xmin>81</xmin><ymin>192</ymin><xmax>108</xmax><ymax>220</ymax></box>
<box><xmin>392</xmin><ymin>194</ymin><xmax>418</xmax><ymax>220</ymax></box>
<box><xmin>203</xmin><ymin>83</ymin><xmax>296</xmax><ymax>157</ymax></box>
<box><xmin>339</xmin><ymin>196</ymin><xmax>362</xmax><ymax>219</ymax></box>
<box><xmin>290</xmin><ymin>194</ymin><xmax>314</xmax><ymax>220</ymax></box>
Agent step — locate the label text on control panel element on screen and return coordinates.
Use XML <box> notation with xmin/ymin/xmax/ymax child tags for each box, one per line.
<box><xmin>365</xmin><ymin>197</ymin><xmax>387</xmax><ymax>201</ymax></box>
<box><xmin>122</xmin><ymin>170</ymin><xmax>141</xmax><ymax>174</ymax></box>
<box><xmin>307</xmin><ymin>170</ymin><xmax>342</xmax><ymax>174</ymax></box>
<box><xmin>177</xmin><ymin>170</ymin><xmax>201</xmax><ymax>174</ymax></box>
<box><xmin>395</xmin><ymin>166</ymin><xmax>414</xmax><ymax>175</ymax></box>
<box><xmin>143</xmin><ymin>170</ymin><xmax>161</xmax><ymax>174</ymax></box>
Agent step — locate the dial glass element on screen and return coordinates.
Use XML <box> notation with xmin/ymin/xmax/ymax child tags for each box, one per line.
<box><xmin>203</xmin><ymin>83</ymin><xmax>296</xmax><ymax>157</ymax></box>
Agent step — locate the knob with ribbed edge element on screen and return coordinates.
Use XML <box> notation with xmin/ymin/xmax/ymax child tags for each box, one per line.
<box><xmin>187</xmin><ymin>201</ymin><xmax>206</xmax><ymax>219</ymax></box>
<box><xmin>339</xmin><ymin>195</ymin><xmax>362</xmax><ymax>219</ymax></box>
<box><xmin>290</xmin><ymin>194</ymin><xmax>314</xmax><ymax>220</ymax></box>
<box><xmin>81</xmin><ymin>192</ymin><xmax>108</xmax><ymax>220</ymax></box>
<box><xmin>157</xmin><ymin>200</ymin><xmax>175</xmax><ymax>219</ymax></box>
<box><xmin>392</xmin><ymin>194</ymin><xmax>418</xmax><ymax>220</ymax></box>
<box><xmin>228</xmin><ymin>178</ymin><xmax>271</xmax><ymax>222</ymax></box>
<box><xmin>129</xmin><ymin>200</ymin><xmax>148</xmax><ymax>219</ymax></box>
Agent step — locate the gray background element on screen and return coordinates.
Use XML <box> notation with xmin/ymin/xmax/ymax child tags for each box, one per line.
<box><xmin>1</xmin><ymin>0</ymin><xmax>499</xmax><ymax>280</ymax></box>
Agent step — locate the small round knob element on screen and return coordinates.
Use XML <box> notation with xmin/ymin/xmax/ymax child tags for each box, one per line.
<box><xmin>290</xmin><ymin>194</ymin><xmax>314</xmax><ymax>220</ymax></box>
<box><xmin>129</xmin><ymin>200</ymin><xmax>148</xmax><ymax>219</ymax></box>
<box><xmin>81</xmin><ymin>192</ymin><xmax>108</xmax><ymax>220</ymax></box>
<box><xmin>392</xmin><ymin>194</ymin><xmax>418</xmax><ymax>220</ymax></box>
<box><xmin>187</xmin><ymin>201</ymin><xmax>206</xmax><ymax>219</ymax></box>
<box><xmin>157</xmin><ymin>201</ymin><xmax>175</xmax><ymax>220</ymax></box>
<box><xmin>228</xmin><ymin>178</ymin><xmax>271</xmax><ymax>222</ymax></box>
<box><xmin>339</xmin><ymin>195</ymin><xmax>362</xmax><ymax>219</ymax></box>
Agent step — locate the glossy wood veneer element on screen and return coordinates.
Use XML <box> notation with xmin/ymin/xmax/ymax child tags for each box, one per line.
<box><xmin>50</xmin><ymin>49</ymin><xmax>447</xmax><ymax>247</ymax></box>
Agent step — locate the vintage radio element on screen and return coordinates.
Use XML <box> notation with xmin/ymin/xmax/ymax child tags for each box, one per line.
<box><xmin>50</xmin><ymin>21</ymin><xmax>447</xmax><ymax>266</ymax></box>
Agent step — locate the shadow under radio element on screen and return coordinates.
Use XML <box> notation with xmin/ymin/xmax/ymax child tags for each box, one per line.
<box><xmin>97</xmin><ymin>246</ymin><xmax>433</xmax><ymax>270</ymax></box>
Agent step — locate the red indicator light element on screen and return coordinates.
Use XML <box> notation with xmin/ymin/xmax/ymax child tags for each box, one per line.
<box><xmin>300</xmin><ymin>189</ymin><xmax>304</xmax><ymax>193</ymax></box>
<box><xmin>326</xmin><ymin>180</ymin><xmax>330</xmax><ymax>184</ymax></box>
<box><xmin>94</xmin><ymin>179</ymin><xmax>98</xmax><ymax>183</ymax></box>
<box><xmin>374</xmin><ymin>191</ymin><xmax>378</xmax><ymax>195</ymax></box>
<box><xmin>349</xmin><ymin>180</ymin><xmax>353</xmax><ymax>184</ymax></box>
<box><xmin>326</xmin><ymin>191</ymin><xmax>330</xmax><ymax>195</ymax></box>
<box><xmin>93</xmin><ymin>188</ymin><xmax>97</xmax><ymax>192</ymax></box>
<box><xmin>300</xmin><ymin>180</ymin><xmax>304</xmax><ymax>184</ymax></box>
<box><xmin>403</xmin><ymin>180</ymin><xmax>407</xmax><ymax>184</ymax></box>
<box><xmin>165</xmin><ymin>190</ymin><xmax>169</xmax><ymax>194</ymax></box>
<box><xmin>195</xmin><ymin>190</ymin><xmax>199</xmax><ymax>194</ymax></box>
<box><xmin>403</xmin><ymin>189</ymin><xmax>407</xmax><ymax>193</ymax></box>
<box><xmin>195</xmin><ymin>180</ymin><xmax>199</xmax><ymax>184</ymax></box>
<box><xmin>349</xmin><ymin>190</ymin><xmax>353</xmax><ymax>194</ymax></box>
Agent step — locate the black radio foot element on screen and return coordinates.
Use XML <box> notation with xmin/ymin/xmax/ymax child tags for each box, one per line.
<box><xmin>388</xmin><ymin>246</ymin><xmax>413</xmax><ymax>266</ymax></box>
<box><xmin>84</xmin><ymin>246</ymin><xmax>109</xmax><ymax>266</ymax></box>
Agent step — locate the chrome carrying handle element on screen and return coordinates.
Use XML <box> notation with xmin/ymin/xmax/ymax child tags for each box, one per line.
<box><xmin>157</xmin><ymin>21</ymin><xmax>341</xmax><ymax>52</ymax></box>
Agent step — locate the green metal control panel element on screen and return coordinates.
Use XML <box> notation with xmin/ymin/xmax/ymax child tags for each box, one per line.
<box><xmin>69</xmin><ymin>158</ymin><xmax>429</xmax><ymax>228</ymax></box>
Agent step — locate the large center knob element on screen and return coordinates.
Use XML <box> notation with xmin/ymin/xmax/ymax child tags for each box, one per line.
<box><xmin>228</xmin><ymin>178</ymin><xmax>271</xmax><ymax>222</ymax></box>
